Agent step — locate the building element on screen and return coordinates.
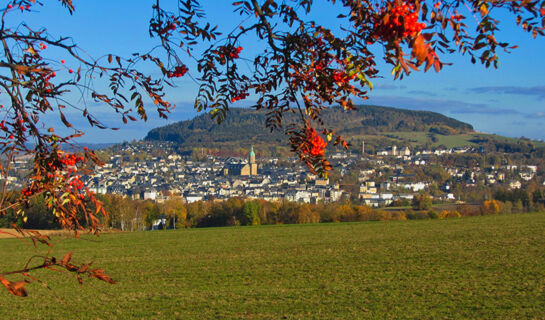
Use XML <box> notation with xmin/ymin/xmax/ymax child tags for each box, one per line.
<box><xmin>376</xmin><ymin>145</ymin><xmax>410</xmax><ymax>157</ymax></box>
<box><xmin>222</xmin><ymin>145</ymin><xmax>258</xmax><ymax>176</ymax></box>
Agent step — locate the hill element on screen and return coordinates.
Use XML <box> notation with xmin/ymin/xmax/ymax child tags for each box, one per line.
<box><xmin>144</xmin><ymin>105</ymin><xmax>473</xmax><ymax>156</ymax></box>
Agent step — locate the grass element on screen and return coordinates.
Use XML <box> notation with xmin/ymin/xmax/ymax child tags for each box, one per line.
<box><xmin>380</xmin><ymin>131</ymin><xmax>545</xmax><ymax>149</ymax></box>
<box><xmin>1</xmin><ymin>213</ymin><xmax>545</xmax><ymax>319</ymax></box>
<box><xmin>382</xmin><ymin>131</ymin><xmax>479</xmax><ymax>148</ymax></box>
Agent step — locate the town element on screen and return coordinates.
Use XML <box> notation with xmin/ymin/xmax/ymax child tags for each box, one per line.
<box><xmin>8</xmin><ymin>140</ymin><xmax>536</xmax><ymax>208</ymax></box>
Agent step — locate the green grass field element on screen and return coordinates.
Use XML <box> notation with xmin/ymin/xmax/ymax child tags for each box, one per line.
<box><xmin>1</xmin><ymin>213</ymin><xmax>545</xmax><ymax>319</ymax></box>
<box><xmin>378</xmin><ymin>132</ymin><xmax>545</xmax><ymax>149</ymax></box>
<box><xmin>382</xmin><ymin>131</ymin><xmax>479</xmax><ymax>148</ymax></box>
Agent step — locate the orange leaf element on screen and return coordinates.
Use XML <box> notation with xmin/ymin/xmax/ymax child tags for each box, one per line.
<box><xmin>0</xmin><ymin>276</ymin><xmax>28</xmax><ymax>297</ymax></box>
<box><xmin>62</xmin><ymin>252</ymin><xmax>72</xmax><ymax>265</ymax></box>
<box><xmin>77</xmin><ymin>263</ymin><xmax>90</xmax><ymax>273</ymax></box>
<box><xmin>412</xmin><ymin>35</ymin><xmax>429</xmax><ymax>65</ymax></box>
<box><xmin>10</xmin><ymin>281</ymin><xmax>28</xmax><ymax>297</ymax></box>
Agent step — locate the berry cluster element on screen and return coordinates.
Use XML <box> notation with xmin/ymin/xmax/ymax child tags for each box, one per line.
<box><xmin>41</xmin><ymin>70</ymin><xmax>57</xmax><ymax>94</ymax></box>
<box><xmin>45</xmin><ymin>152</ymin><xmax>84</xmax><ymax>171</ymax></box>
<box><xmin>219</xmin><ymin>46</ymin><xmax>243</xmax><ymax>60</ymax></box>
<box><xmin>374</xmin><ymin>1</ymin><xmax>426</xmax><ymax>41</ymax></box>
<box><xmin>6</xmin><ymin>4</ymin><xmax>30</xmax><ymax>11</ymax></box>
<box><xmin>229</xmin><ymin>46</ymin><xmax>243</xmax><ymax>59</ymax></box>
<box><xmin>150</xmin><ymin>15</ymin><xmax>179</xmax><ymax>36</ymax></box>
<box><xmin>167</xmin><ymin>65</ymin><xmax>188</xmax><ymax>78</ymax></box>
<box><xmin>332</xmin><ymin>70</ymin><xmax>356</xmax><ymax>87</ymax></box>
<box><xmin>21</xmin><ymin>187</ymin><xmax>35</xmax><ymax>196</ymax></box>
<box><xmin>59</xmin><ymin>153</ymin><xmax>84</xmax><ymax>167</ymax></box>
<box><xmin>69</xmin><ymin>176</ymin><xmax>84</xmax><ymax>190</ymax></box>
<box><xmin>303</xmin><ymin>128</ymin><xmax>327</xmax><ymax>157</ymax></box>
<box><xmin>1</xmin><ymin>118</ymin><xmax>32</xmax><ymax>140</ymax></box>
<box><xmin>231</xmin><ymin>90</ymin><xmax>249</xmax><ymax>102</ymax></box>
<box><xmin>451</xmin><ymin>14</ymin><xmax>463</xmax><ymax>21</ymax></box>
<box><xmin>21</xmin><ymin>151</ymin><xmax>86</xmax><ymax>198</ymax></box>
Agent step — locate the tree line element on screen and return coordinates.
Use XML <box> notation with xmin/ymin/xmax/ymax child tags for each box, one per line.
<box><xmin>3</xmin><ymin>192</ymin><xmax>543</xmax><ymax>231</ymax></box>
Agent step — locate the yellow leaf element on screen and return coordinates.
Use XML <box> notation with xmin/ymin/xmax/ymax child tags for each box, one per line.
<box><xmin>480</xmin><ymin>4</ymin><xmax>488</xmax><ymax>17</ymax></box>
<box><xmin>27</xmin><ymin>46</ymin><xmax>37</xmax><ymax>56</ymax></box>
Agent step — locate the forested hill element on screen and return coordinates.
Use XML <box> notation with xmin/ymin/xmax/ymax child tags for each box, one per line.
<box><xmin>144</xmin><ymin>105</ymin><xmax>473</xmax><ymax>154</ymax></box>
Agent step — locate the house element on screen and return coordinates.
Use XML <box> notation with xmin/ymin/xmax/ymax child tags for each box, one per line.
<box><xmin>143</xmin><ymin>189</ymin><xmax>158</xmax><ymax>200</ymax></box>
<box><xmin>185</xmin><ymin>193</ymin><xmax>204</xmax><ymax>203</ymax></box>
<box><xmin>509</xmin><ymin>180</ymin><xmax>522</xmax><ymax>189</ymax></box>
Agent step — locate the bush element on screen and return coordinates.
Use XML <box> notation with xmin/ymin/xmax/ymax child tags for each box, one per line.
<box><xmin>406</xmin><ymin>210</ymin><xmax>429</xmax><ymax>220</ymax></box>
<box><xmin>427</xmin><ymin>210</ymin><xmax>439</xmax><ymax>219</ymax></box>
<box><xmin>457</xmin><ymin>205</ymin><xmax>480</xmax><ymax>217</ymax></box>
<box><xmin>480</xmin><ymin>200</ymin><xmax>501</xmax><ymax>215</ymax></box>
<box><xmin>440</xmin><ymin>210</ymin><xmax>461</xmax><ymax>219</ymax></box>
<box><xmin>379</xmin><ymin>211</ymin><xmax>407</xmax><ymax>221</ymax></box>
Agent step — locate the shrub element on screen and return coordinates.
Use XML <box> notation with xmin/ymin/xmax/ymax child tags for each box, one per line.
<box><xmin>440</xmin><ymin>210</ymin><xmax>461</xmax><ymax>219</ymax></box>
<box><xmin>457</xmin><ymin>204</ymin><xmax>480</xmax><ymax>217</ymax></box>
<box><xmin>480</xmin><ymin>200</ymin><xmax>501</xmax><ymax>215</ymax></box>
<box><xmin>406</xmin><ymin>210</ymin><xmax>429</xmax><ymax>220</ymax></box>
<box><xmin>427</xmin><ymin>210</ymin><xmax>439</xmax><ymax>219</ymax></box>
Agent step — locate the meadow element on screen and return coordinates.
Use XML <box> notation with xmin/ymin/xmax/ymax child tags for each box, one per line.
<box><xmin>378</xmin><ymin>132</ymin><xmax>545</xmax><ymax>149</ymax></box>
<box><xmin>1</xmin><ymin>213</ymin><xmax>544</xmax><ymax>319</ymax></box>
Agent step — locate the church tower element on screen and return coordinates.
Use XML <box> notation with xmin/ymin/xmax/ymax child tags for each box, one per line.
<box><xmin>249</xmin><ymin>145</ymin><xmax>255</xmax><ymax>164</ymax></box>
<box><xmin>249</xmin><ymin>145</ymin><xmax>257</xmax><ymax>175</ymax></box>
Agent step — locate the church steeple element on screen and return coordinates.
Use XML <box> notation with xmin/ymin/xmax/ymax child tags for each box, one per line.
<box><xmin>248</xmin><ymin>145</ymin><xmax>257</xmax><ymax>175</ymax></box>
<box><xmin>249</xmin><ymin>145</ymin><xmax>255</xmax><ymax>164</ymax></box>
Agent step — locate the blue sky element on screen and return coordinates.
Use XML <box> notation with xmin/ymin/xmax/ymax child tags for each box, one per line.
<box><xmin>6</xmin><ymin>1</ymin><xmax>545</xmax><ymax>143</ymax></box>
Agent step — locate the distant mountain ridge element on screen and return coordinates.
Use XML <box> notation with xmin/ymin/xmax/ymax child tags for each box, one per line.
<box><xmin>144</xmin><ymin>105</ymin><xmax>473</xmax><ymax>154</ymax></box>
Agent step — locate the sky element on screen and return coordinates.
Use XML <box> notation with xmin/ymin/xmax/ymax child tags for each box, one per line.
<box><xmin>4</xmin><ymin>1</ymin><xmax>545</xmax><ymax>143</ymax></box>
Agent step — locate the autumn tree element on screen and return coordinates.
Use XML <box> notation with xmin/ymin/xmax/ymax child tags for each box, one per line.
<box><xmin>480</xmin><ymin>199</ymin><xmax>501</xmax><ymax>215</ymax></box>
<box><xmin>412</xmin><ymin>193</ymin><xmax>433</xmax><ymax>210</ymax></box>
<box><xmin>159</xmin><ymin>197</ymin><xmax>187</xmax><ymax>228</ymax></box>
<box><xmin>1</xmin><ymin>0</ymin><xmax>544</xmax><ymax>296</ymax></box>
